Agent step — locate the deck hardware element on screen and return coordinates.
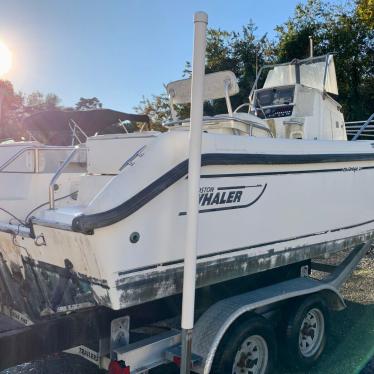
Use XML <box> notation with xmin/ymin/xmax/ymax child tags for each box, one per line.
<box><xmin>129</xmin><ymin>232</ymin><xmax>140</xmax><ymax>243</ymax></box>
<box><xmin>34</xmin><ymin>234</ymin><xmax>46</xmax><ymax>247</ymax></box>
<box><xmin>49</xmin><ymin>146</ymin><xmax>82</xmax><ymax>209</ymax></box>
<box><xmin>110</xmin><ymin>316</ymin><xmax>130</xmax><ymax>359</ymax></box>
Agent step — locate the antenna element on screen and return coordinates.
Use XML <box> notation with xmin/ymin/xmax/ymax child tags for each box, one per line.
<box><xmin>309</xmin><ymin>36</ymin><xmax>313</xmax><ymax>58</ymax></box>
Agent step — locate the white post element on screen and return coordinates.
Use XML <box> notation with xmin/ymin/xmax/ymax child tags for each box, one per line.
<box><xmin>180</xmin><ymin>11</ymin><xmax>207</xmax><ymax>374</ymax></box>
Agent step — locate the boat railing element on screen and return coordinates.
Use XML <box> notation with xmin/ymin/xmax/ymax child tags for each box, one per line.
<box><xmin>69</xmin><ymin>120</ymin><xmax>89</xmax><ymax>145</ymax></box>
<box><xmin>164</xmin><ymin>115</ymin><xmax>274</xmax><ymax>137</ymax></box>
<box><xmin>0</xmin><ymin>145</ymin><xmax>85</xmax><ymax>173</ymax></box>
<box><xmin>49</xmin><ymin>146</ymin><xmax>84</xmax><ymax>209</ymax></box>
<box><xmin>346</xmin><ymin>113</ymin><xmax>374</xmax><ymax>140</ymax></box>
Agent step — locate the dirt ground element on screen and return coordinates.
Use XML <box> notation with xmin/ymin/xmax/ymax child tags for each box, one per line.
<box><xmin>2</xmin><ymin>249</ymin><xmax>373</xmax><ymax>374</ymax></box>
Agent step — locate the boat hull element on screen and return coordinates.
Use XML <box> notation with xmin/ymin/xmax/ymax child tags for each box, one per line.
<box><xmin>2</xmin><ymin>133</ymin><xmax>374</xmax><ymax>317</ymax></box>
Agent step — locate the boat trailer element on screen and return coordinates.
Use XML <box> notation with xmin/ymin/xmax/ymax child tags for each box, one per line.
<box><xmin>0</xmin><ymin>241</ymin><xmax>369</xmax><ymax>373</ymax></box>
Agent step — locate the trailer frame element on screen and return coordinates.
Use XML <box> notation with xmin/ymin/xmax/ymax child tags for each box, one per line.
<box><xmin>60</xmin><ymin>241</ymin><xmax>369</xmax><ymax>374</ymax></box>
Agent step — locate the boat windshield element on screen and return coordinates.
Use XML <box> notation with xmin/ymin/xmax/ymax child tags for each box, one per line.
<box><xmin>251</xmin><ymin>86</ymin><xmax>295</xmax><ymax>119</ymax></box>
<box><xmin>255</xmin><ymin>86</ymin><xmax>295</xmax><ymax>108</ymax></box>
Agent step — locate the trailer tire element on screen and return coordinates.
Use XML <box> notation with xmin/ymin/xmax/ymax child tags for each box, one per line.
<box><xmin>281</xmin><ymin>294</ymin><xmax>329</xmax><ymax>370</ymax></box>
<box><xmin>211</xmin><ymin>315</ymin><xmax>276</xmax><ymax>374</ymax></box>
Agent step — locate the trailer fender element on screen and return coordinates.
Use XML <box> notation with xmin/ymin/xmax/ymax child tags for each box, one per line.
<box><xmin>318</xmin><ymin>288</ymin><xmax>346</xmax><ymax>311</ymax></box>
<box><xmin>191</xmin><ymin>277</ymin><xmax>345</xmax><ymax>374</ymax></box>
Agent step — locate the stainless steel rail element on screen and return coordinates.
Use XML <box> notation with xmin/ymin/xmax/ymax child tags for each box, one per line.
<box><xmin>49</xmin><ymin>147</ymin><xmax>82</xmax><ymax>209</ymax></box>
<box><xmin>345</xmin><ymin>119</ymin><xmax>374</xmax><ymax>125</ymax></box>
<box><xmin>351</xmin><ymin>113</ymin><xmax>374</xmax><ymax>141</ymax></box>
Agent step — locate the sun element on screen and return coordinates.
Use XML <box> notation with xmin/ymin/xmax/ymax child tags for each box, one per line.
<box><xmin>0</xmin><ymin>41</ymin><xmax>12</xmax><ymax>77</ymax></box>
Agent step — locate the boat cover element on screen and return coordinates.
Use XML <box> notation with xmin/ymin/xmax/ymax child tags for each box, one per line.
<box><xmin>22</xmin><ymin>109</ymin><xmax>150</xmax><ymax>145</ymax></box>
<box><xmin>264</xmin><ymin>55</ymin><xmax>338</xmax><ymax>95</ymax></box>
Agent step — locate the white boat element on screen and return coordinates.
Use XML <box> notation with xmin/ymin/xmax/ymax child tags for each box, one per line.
<box><xmin>0</xmin><ymin>52</ymin><xmax>373</xmax><ymax>321</ymax></box>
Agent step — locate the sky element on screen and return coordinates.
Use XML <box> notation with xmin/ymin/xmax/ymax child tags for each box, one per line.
<box><xmin>0</xmin><ymin>0</ymin><xmax>342</xmax><ymax>113</ymax></box>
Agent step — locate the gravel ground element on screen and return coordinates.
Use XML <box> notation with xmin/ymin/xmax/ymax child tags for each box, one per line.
<box><xmin>2</xmin><ymin>249</ymin><xmax>373</xmax><ymax>374</ymax></box>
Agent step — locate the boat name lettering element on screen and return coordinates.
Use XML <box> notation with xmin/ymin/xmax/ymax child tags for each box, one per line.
<box><xmin>342</xmin><ymin>166</ymin><xmax>361</xmax><ymax>172</ymax></box>
<box><xmin>199</xmin><ymin>188</ymin><xmax>242</xmax><ymax>207</ymax></box>
<box><xmin>180</xmin><ymin>183</ymin><xmax>266</xmax><ymax>215</ymax></box>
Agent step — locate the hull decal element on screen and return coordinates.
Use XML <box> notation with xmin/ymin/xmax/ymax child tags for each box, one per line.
<box><xmin>178</xmin><ymin>184</ymin><xmax>267</xmax><ymax>215</ymax></box>
<box><xmin>71</xmin><ymin>152</ymin><xmax>374</xmax><ymax>233</ymax></box>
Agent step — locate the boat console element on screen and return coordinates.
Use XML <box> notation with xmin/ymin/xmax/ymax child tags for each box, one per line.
<box><xmin>162</xmin><ymin>54</ymin><xmax>346</xmax><ymax>142</ymax></box>
<box><xmin>249</xmin><ymin>54</ymin><xmax>346</xmax><ymax>140</ymax></box>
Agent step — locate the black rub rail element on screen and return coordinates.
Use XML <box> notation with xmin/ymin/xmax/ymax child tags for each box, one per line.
<box><xmin>72</xmin><ymin>152</ymin><xmax>374</xmax><ymax>234</ymax></box>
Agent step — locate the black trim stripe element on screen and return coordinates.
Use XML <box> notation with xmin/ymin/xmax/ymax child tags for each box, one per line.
<box><xmin>202</xmin><ymin>165</ymin><xmax>374</xmax><ymax>178</ymax></box>
<box><xmin>72</xmin><ymin>152</ymin><xmax>374</xmax><ymax>233</ymax></box>
<box><xmin>217</xmin><ymin>185</ymin><xmax>262</xmax><ymax>190</ymax></box>
<box><xmin>117</xmin><ymin>217</ymin><xmax>374</xmax><ymax>276</ymax></box>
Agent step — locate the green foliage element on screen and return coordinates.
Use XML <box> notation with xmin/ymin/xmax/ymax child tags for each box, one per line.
<box><xmin>133</xmin><ymin>94</ymin><xmax>170</xmax><ymax>131</ymax></box>
<box><xmin>203</xmin><ymin>25</ymin><xmax>274</xmax><ymax>114</ymax></box>
<box><xmin>357</xmin><ymin>0</ymin><xmax>374</xmax><ymax>28</ymax></box>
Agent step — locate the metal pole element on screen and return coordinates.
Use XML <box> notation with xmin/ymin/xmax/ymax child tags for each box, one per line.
<box><xmin>180</xmin><ymin>11</ymin><xmax>207</xmax><ymax>374</ymax></box>
<box><xmin>309</xmin><ymin>36</ymin><xmax>313</xmax><ymax>58</ymax></box>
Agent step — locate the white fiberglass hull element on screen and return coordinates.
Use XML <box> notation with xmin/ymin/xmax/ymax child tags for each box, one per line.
<box><xmin>1</xmin><ymin>132</ymin><xmax>374</xmax><ymax>317</ymax></box>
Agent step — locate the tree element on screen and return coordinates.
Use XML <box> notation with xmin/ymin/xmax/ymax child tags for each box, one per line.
<box><xmin>357</xmin><ymin>0</ymin><xmax>374</xmax><ymax>29</ymax></box>
<box><xmin>26</xmin><ymin>91</ymin><xmax>61</xmax><ymax>111</ymax></box>
<box><xmin>75</xmin><ymin>97</ymin><xmax>103</xmax><ymax>111</ymax></box>
<box><xmin>26</xmin><ymin>91</ymin><xmax>44</xmax><ymax>108</ymax></box>
<box><xmin>203</xmin><ymin>25</ymin><xmax>274</xmax><ymax>114</ymax></box>
<box><xmin>134</xmin><ymin>94</ymin><xmax>170</xmax><ymax>131</ymax></box>
<box><xmin>0</xmin><ymin>80</ymin><xmax>24</xmax><ymax>139</ymax></box>
<box><xmin>44</xmin><ymin>93</ymin><xmax>61</xmax><ymax>110</ymax></box>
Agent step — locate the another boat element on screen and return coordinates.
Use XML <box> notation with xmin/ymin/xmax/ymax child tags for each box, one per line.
<box><xmin>0</xmin><ymin>54</ymin><xmax>373</xmax><ymax>323</ymax></box>
<box><xmin>0</xmin><ymin>109</ymin><xmax>149</xmax><ymax>225</ymax></box>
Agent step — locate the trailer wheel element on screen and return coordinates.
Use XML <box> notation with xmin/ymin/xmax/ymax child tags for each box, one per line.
<box><xmin>211</xmin><ymin>315</ymin><xmax>276</xmax><ymax>374</ymax></box>
<box><xmin>281</xmin><ymin>294</ymin><xmax>329</xmax><ymax>370</ymax></box>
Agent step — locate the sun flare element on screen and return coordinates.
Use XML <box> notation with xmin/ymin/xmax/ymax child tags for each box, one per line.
<box><xmin>0</xmin><ymin>41</ymin><xmax>12</xmax><ymax>77</ymax></box>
